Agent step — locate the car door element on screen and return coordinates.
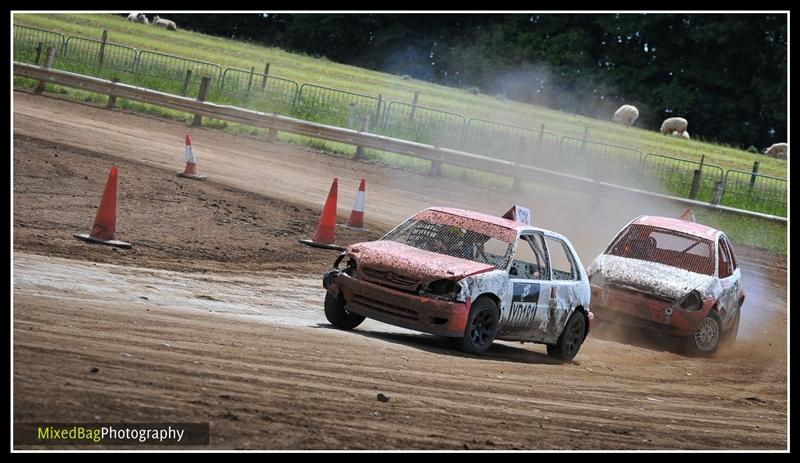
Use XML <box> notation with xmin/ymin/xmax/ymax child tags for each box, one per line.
<box><xmin>541</xmin><ymin>234</ymin><xmax>584</xmax><ymax>344</ymax></box>
<box><xmin>497</xmin><ymin>231</ymin><xmax>553</xmax><ymax>341</ymax></box>
<box><xmin>717</xmin><ymin>234</ymin><xmax>742</xmax><ymax>326</ymax></box>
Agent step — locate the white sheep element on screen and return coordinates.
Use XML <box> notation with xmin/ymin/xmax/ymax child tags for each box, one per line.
<box><xmin>660</xmin><ymin>117</ymin><xmax>688</xmax><ymax>135</ymax></box>
<box><xmin>613</xmin><ymin>105</ymin><xmax>639</xmax><ymax>126</ymax></box>
<box><xmin>671</xmin><ymin>130</ymin><xmax>691</xmax><ymax>140</ymax></box>
<box><xmin>151</xmin><ymin>15</ymin><xmax>177</xmax><ymax>31</ymax></box>
<box><xmin>126</xmin><ymin>13</ymin><xmax>149</xmax><ymax>24</ymax></box>
<box><xmin>763</xmin><ymin>142</ymin><xmax>788</xmax><ymax>159</ymax></box>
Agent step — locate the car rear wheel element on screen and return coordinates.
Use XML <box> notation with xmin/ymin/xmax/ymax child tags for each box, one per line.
<box><xmin>459</xmin><ymin>296</ymin><xmax>499</xmax><ymax>355</ymax></box>
<box><xmin>324</xmin><ymin>292</ymin><xmax>365</xmax><ymax>330</ymax></box>
<box><xmin>547</xmin><ymin>311</ymin><xmax>586</xmax><ymax>362</ymax></box>
<box><xmin>686</xmin><ymin>311</ymin><xmax>722</xmax><ymax>356</ymax></box>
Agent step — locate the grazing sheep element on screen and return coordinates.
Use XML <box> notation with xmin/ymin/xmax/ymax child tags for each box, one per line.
<box><xmin>126</xmin><ymin>13</ymin><xmax>148</xmax><ymax>24</ymax></box>
<box><xmin>763</xmin><ymin>142</ymin><xmax>788</xmax><ymax>159</ymax></box>
<box><xmin>660</xmin><ymin>117</ymin><xmax>688</xmax><ymax>134</ymax></box>
<box><xmin>151</xmin><ymin>15</ymin><xmax>177</xmax><ymax>31</ymax></box>
<box><xmin>613</xmin><ymin>105</ymin><xmax>639</xmax><ymax>126</ymax></box>
<box><xmin>671</xmin><ymin>130</ymin><xmax>690</xmax><ymax>140</ymax></box>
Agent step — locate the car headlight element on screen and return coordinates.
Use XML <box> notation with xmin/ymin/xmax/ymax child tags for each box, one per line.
<box><xmin>677</xmin><ymin>290</ymin><xmax>702</xmax><ymax>311</ymax></box>
<box><xmin>332</xmin><ymin>252</ymin><xmax>346</xmax><ymax>269</ymax></box>
<box><xmin>420</xmin><ymin>279</ymin><xmax>461</xmax><ymax>300</ymax></box>
<box><xmin>333</xmin><ymin>253</ymin><xmax>357</xmax><ymax>275</ymax></box>
<box><xmin>344</xmin><ymin>257</ymin><xmax>357</xmax><ymax>275</ymax></box>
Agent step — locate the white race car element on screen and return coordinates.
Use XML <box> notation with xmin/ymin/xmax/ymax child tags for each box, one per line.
<box><xmin>322</xmin><ymin>207</ymin><xmax>593</xmax><ymax>361</ymax></box>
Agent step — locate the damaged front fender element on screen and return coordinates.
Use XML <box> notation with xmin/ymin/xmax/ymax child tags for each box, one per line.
<box><xmin>591</xmin><ymin>281</ymin><xmax>715</xmax><ymax>336</ymax></box>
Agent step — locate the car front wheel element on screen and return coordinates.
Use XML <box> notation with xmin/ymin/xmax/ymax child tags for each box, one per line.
<box><xmin>459</xmin><ymin>296</ymin><xmax>499</xmax><ymax>355</ymax></box>
<box><xmin>324</xmin><ymin>292</ymin><xmax>365</xmax><ymax>330</ymax></box>
<box><xmin>547</xmin><ymin>311</ymin><xmax>586</xmax><ymax>362</ymax></box>
<box><xmin>686</xmin><ymin>311</ymin><xmax>722</xmax><ymax>356</ymax></box>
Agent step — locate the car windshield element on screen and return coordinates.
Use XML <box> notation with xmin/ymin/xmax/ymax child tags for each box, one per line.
<box><xmin>382</xmin><ymin>218</ymin><xmax>514</xmax><ymax>270</ymax></box>
<box><xmin>606</xmin><ymin>224</ymin><xmax>714</xmax><ymax>275</ymax></box>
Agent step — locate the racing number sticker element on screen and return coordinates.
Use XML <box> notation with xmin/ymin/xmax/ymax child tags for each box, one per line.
<box><xmin>508</xmin><ymin>282</ymin><xmax>541</xmax><ymax>329</ymax></box>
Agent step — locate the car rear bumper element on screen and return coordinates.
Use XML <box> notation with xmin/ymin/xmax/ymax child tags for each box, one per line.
<box><xmin>590</xmin><ymin>284</ymin><xmax>713</xmax><ymax>336</ymax></box>
<box><xmin>324</xmin><ymin>269</ymin><xmax>469</xmax><ymax>337</ymax></box>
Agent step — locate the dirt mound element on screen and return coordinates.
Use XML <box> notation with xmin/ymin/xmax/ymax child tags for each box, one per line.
<box><xmin>13</xmin><ymin>134</ymin><xmax>384</xmax><ymax>274</ymax></box>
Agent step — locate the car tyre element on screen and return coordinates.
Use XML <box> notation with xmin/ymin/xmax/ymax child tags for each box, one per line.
<box><xmin>547</xmin><ymin>311</ymin><xmax>586</xmax><ymax>362</ymax></box>
<box><xmin>324</xmin><ymin>291</ymin><xmax>365</xmax><ymax>330</ymax></box>
<box><xmin>459</xmin><ymin>296</ymin><xmax>499</xmax><ymax>355</ymax></box>
<box><xmin>685</xmin><ymin>311</ymin><xmax>722</xmax><ymax>356</ymax></box>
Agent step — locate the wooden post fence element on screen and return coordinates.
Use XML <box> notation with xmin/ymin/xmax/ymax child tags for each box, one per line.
<box><xmin>190</xmin><ymin>76</ymin><xmax>211</xmax><ymax>127</ymax></box>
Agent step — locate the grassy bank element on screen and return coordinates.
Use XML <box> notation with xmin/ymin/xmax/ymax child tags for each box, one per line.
<box><xmin>14</xmin><ymin>13</ymin><xmax>788</xmax><ymax>178</ymax></box>
<box><xmin>12</xmin><ymin>13</ymin><xmax>787</xmax><ymax>254</ymax></box>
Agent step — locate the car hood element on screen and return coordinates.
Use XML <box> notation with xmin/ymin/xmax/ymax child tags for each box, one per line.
<box><xmin>591</xmin><ymin>254</ymin><xmax>714</xmax><ymax>300</ymax></box>
<box><xmin>347</xmin><ymin>240</ymin><xmax>495</xmax><ymax>281</ymax></box>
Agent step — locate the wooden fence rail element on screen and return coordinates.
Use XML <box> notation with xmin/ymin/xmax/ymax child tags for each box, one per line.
<box><xmin>13</xmin><ymin>62</ymin><xmax>786</xmax><ymax>223</ymax></box>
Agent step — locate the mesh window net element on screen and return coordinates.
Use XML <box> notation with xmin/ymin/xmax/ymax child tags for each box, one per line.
<box><xmin>607</xmin><ymin>224</ymin><xmax>714</xmax><ymax>275</ymax></box>
<box><xmin>383</xmin><ymin>219</ymin><xmax>513</xmax><ymax>270</ymax></box>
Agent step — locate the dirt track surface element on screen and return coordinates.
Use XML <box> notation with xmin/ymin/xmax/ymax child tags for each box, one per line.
<box><xmin>13</xmin><ymin>133</ymin><xmax>383</xmax><ymax>274</ymax></box>
<box><xmin>13</xmin><ymin>91</ymin><xmax>788</xmax><ymax>450</ymax></box>
<box><xmin>11</xmin><ymin>91</ymin><xmax>688</xmax><ymax>258</ymax></box>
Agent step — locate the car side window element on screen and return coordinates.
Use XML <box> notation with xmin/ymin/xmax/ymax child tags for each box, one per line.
<box><xmin>545</xmin><ymin>237</ymin><xmax>578</xmax><ymax>281</ymax></box>
<box><xmin>718</xmin><ymin>238</ymin><xmax>733</xmax><ymax>278</ymax></box>
<box><xmin>510</xmin><ymin>233</ymin><xmax>549</xmax><ymax>280</ymax></box>
<box><xmin>723</xmin><ymin>235</ymin><xmax>738</xmax><ymax>270</ymax></box>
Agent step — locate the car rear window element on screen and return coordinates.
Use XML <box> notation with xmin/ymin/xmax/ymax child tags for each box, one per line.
<box><xmin>382</xmin><ymin>219</ymin><xmax>514</xmax><ymax>270</ymax></box>
<box><xmin>606</xmin><ymin>224</ymin><xmax>714</xmax><ymax>275</ymax></box>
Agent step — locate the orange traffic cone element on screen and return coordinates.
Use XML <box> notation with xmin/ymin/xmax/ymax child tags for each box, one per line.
<box><xmin>177</xmin><ymin>130</ymin><xmax>207</xmax><ymax>180</ymax></box>
<box><xmin>679</xmin><ymin>208</ymin><xmax>696</xmax><ymax>222</ymax></box>
<box><xmin>344</xmin><ymin>178</ymin><xmax>369</xmax><ymax>231</ymax></box>
<box><xmin>299</xmin><ymin>177</ymin><xmax>345</xmax><ymax>250</ymax></box>
<box><xmin>73</xmin><ymin>166</ymin><xmax>133</xmax><ymax>249</ymax></box>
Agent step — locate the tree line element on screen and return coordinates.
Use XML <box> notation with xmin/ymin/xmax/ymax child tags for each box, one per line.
<box><xmin>167</xmin><ymin>13</ymin><xmax>787</xmax><ymax>149</ymax></box>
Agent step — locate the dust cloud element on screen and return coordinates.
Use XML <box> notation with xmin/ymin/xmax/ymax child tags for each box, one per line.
<box><xmin>365</xmin><ymin>59</ymin><xmax>784</xmax><ymax>357</ymax></box>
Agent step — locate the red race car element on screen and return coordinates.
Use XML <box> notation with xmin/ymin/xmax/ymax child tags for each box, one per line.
<box><xmin>586</xmin><ymin>214</ymin><xmax>744</xmax><ymax>356</ymax></box>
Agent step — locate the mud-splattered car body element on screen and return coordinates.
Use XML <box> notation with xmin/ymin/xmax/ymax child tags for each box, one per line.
<box><xmin>587</xmin><ymin>215</ymin><xmax>744</xmax><ymax>355</ymax></box>
<box><xmin>323</xmin><ymin>207</ymin><xmax>593</xmax><ymax>360</ymax></box>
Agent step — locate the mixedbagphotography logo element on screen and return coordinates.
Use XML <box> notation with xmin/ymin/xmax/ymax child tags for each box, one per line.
<box><xmin>14</xmin><ymin>423</ymin><xmax>210</xmax><ymax>446</ymax></box>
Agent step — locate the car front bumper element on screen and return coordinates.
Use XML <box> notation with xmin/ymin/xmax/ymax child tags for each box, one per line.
<box><xmin>590</xmin><ymin>283</ymin><xmax>713</xmax><ymax>336</ymax></box>
<box><xmin>323</xmin><ymin>269</ymin><xmax>469</xmax><ymax>337</ymax></box>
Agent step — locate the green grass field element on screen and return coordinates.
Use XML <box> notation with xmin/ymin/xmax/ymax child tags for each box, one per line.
<box><xmin>12</xmin><ymin>13</ymin><xmax>787</xmax><ymax>253</ymax></box>
<box><xmin>14</xmin><ymin>13</ymin><xmax>788</xmax><ymax>177</ymax></box>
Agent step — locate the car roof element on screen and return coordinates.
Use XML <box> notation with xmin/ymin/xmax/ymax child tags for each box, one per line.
<box><xmin>418</xmin><ymin>207</ymin><xmax>566</xmax><ymax>243</ymax></box>
<box><xmin>425</xmin><ymin>207</ymin><xmax>535</xmax><ymax>232</ymax></box>
<box><xmin>631</xmin><ymin>215</ymin><xmax>721</xmax><ymax>241</ymax></box>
